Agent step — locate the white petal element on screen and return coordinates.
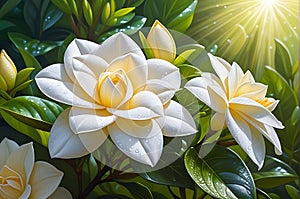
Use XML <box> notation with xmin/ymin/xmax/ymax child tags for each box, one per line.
<box><xmin>35</xmin><ymin>64</ymin><xmax>102</xmax><ymax>108</ymax></box>
<box><xmin>72</xmin><ymin>55</ymin><xmax>109</xmax><ymax>100</ymax></box>
<box><xmin>78</xmin><ymin>129</ymin><xmax>108</xmax><ymax>153</ymax></box>
<box><xmin>115</xmin><ymin>118</ymin><xmax>161</xmax><ymax>138</ymax></box>
<box><xmin>19</xmin><ymin>185</ymin><xmax>31</xmax><ymax>199</ymax></box>
<box><xmin>144</xmin><ymin>79</ymin><xmax>176</xmax><ymax>104</ymax></box>
<box><xmin>29</xmin><ymin>161</ymin><xmax>63</xmax><ymax>199</ymax></box>
<box><xmin>64</xmin><ymin>39</ymin><xmax>99</xmax><ymax>80</ymax></box>
<box><xmin>228</xmin><ymin>62</ymin><xmax>244</xmax><ymax>99</ymax></box>
<box><xmin>5</xmin><ymin>142</ymin><xmax>34</xmax><ymax>184</ymax></box>
<box><xmin>207</xmin><ymin>86</ymin><xmax>228</xmax><ymax>113</ymax></box>
<box><xmin>208</xmin><ymin>53</ymin><xmax>230</xmax><ymax>83</ymax></box>
<box><xmin>69</xmin><ymin>107</ymin><xmax>116</xmax><ymax>133</ymax></box>
<box><xmin>210</xmin><ymin>112</ymin><xmax>226</xmax><ymax>131</ymax></box>
<box><xmin>95</xmin><ymin>32</ymin><xmax>145</xmax><ymax>63</ymax></box>
<box><xmin>49</xmin><ymin>108</ymin><xmax>89</xmax><ymax>158</ymax></box>
<box><xmin>225</xmin><ymin>109</ymin><xmax>265</xmax><ymax>169</ymax></box>
<box><xmin>235</xmin><ymin>82</ymin><xmax>267</xmax><ymax>100</ymax></box>
<box><xmin>109</xmin><ymin>123</ymin><xmax>163</xmax><ymax>167</ymax></box>
<box><xmin>48</xmin><ymin>187</ymin><xmax>73</xmax><ymax>199</ymax></box>
<box><xmin>0</xmin><ymin>138</ymin><xmax>19</xmax><ymax>168</ymax></box>
<box><xmin>147</xmin><ymin>20</ymin><xmax>176</xmax><ymax>62</ymax></box>
<box><xmin>108</xmin><ymin>91</ymin><xmax>164</xmax><ymax>120</ymax></box>
<box><xmin>106</xmin><ymin>53</ymin><xmax>147</xmax><ymax>91</ymax></box>
<box><xmin>158</xmin><ymin>100</ymin><xmax>197</xmax><ymax>136</ymax></box>
<box><xmin>230</xmin><ymin>97</ymin><xmax>284</xmax><ymax>129</ymax></box>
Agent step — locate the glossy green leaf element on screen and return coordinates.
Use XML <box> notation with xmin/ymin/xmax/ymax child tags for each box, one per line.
<box><xmin>117</xmin><ymin>181</ymin><xmax>153</xmax><ymax>199</ymax></box>
<box><xmin>9</xmin><ymin>80</ymin><xmax>33</xmax><ymax>97</ymax></box>
<box><xmin>0</xmin><ymin>20</ymin><xmax>15</xmax><ymax>31</ymax></box>
<box><xmin>15</xmin><ymin>68</ymin><xmax>35</xmax><ymax>87</ymax></box>
<box><xmin>112</xmin><ymin>7</ymin><xmax>135</xmax><ymax>18</ymax></box>
<box><xmin>101</xmin><ymin>2</ymin><xmax>111</xmax><ymax>23</ymax></box>
<box><xmin>51</xmin><ymin>0</ymin><xmax>72</xmax><ymax>14</ymax></box>
<box><xmin>178</xmin><ymin>64</ymin><xmax>201</xmax><ymax>79</ymax></box>
<box><xmin>67</xmin><ymin>0</ymin><xmax>79</xmax><ymax>18</ymax></box>
<box><xmin>127</xmin><ymin>0</ymin><xmax>144</xmax><ymax>7</ymax></box>
<box><xmin>285</xmin><ymin>185</ymin><xmax>299</xmax><ymax>199</ymax></box>
<box><xmin>92</xmin><ymin>0</ymin><xmax>103</xmax><ymax>16</ymax></box>
<box><xmin>98</xmin><ymin>16</ymin><xmax>146</xmax><ymax>42</ymax></box>
<box><xmin>139</xmin><ymin>156</ymin><xmax>195</xmax><ymax>189</ymax></box>
<box><xmin>0</xmin><ymin>0</ymin><xmax>22</xmax><ymax>18</ymax></box>
<box><xmin>0</xmin><ymin>96</ymin><xmax>64</xmax><ymax>131</ymax></box>
<box><xmin>107</xmin><ymin>13</ymin><xmax>135</xmax><ymax>27</ymax></box>
<box><xmin>0</xmin><ymin>74</ymin><xmax>7</xmax><ymax>91</ymax></box>
<box><xmin>139</xmin><ymin>31</ymin><xmax>154</xmax><ymax>59</ymax></box>
<box><xmin>250</xmin><ymin>156</ymin><xmax>298</xmax><ymax>189</ymax></box>
<box><xmin>185</xmin><ymin>146</ymin><xmax>256</xmax><ymax>199</ymax></box>
<box><xmin>261</xmin><ymin>66</ymin><xmax>298</xmax><ymax>122</ymax></box>
<box><xmin>83</xmin><ymin>0</ymin><xmax>93</xmax><ymax>26</ymax></box>
<box><xmin>0</xmin><ymin>111</ymin><xmax>49</xmax><ymax>147</ymax></box>
<box><xmin>174</xmin><ymin>49</ymin><xmax>196</xmax><ymax>66</ymax></box>
<box><xmin>8</xmin><ymin>32</ymin><xmax>60</xmax><ymax>56</ymax></box>
<box><xmin>0</xmin><ymin>89</ymin><xmax>11</xmax><ymax>101</ymax></box>
<box><xmin>274</xmin><ymin>39</ymin><xmax>293</xmax><ymax>82</ymax></box>
<box><xmin>42</xmin><ymin>4</ymin><xmax>63</xmax><ymax>31</ymax></box>
<box><xmin>23</xmin><ymin>0</ymin><xmax>38</xmax><ymax>35</ymax></box>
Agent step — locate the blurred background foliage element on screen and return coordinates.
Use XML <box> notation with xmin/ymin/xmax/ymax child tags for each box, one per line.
<box><xmin>0</xmin><ymin>0</ymin><xmax>299</xmax><ymax>198</ymax></box>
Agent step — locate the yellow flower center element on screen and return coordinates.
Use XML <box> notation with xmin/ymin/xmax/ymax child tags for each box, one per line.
<box><xmin>0</xmin><ymin>165</ymin><xmax>23</xmax><ymax>199</ymax></box>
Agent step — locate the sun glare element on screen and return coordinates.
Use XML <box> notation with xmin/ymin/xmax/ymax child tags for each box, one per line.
<box><xmin>188</xmin><ymin>0</ymin><xmax>298</xmax><ymax>79</ymax></box>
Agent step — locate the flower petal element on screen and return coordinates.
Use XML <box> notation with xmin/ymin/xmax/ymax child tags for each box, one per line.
<box><xmin>210</xmin><ymin>112</ymin><xmax>226</xmax><ymax>131</ymax></box>
<box><xmin>158</xmin><ymin>100</ymin><xmax>197</xmax><ymax>136</ymax></box>
<box><xmin>29</xmin><ymin>161</ymin><xmax>63</xmax><ymax>199</ymax></box>
<box><xmin>69</xmin><ymin>107</ymin><xmax>116</xmax><ymax>133</ymax></box>
<box><xmin>109</xmin><ymin>123</ymin><xmax>163</xmax><ymax>167</ymax></box>
<box><xmin>106</xmin><ymin>53</ymin><xmax>147</xmax><ymax>91</ymax></box>
<box><xmin>228</xmin><ymin>62</ymin><xmax>244</xmax><ymax>99</ymax></box>
<box><xmin>35</xmin><ymin>64</ymin><xmax>102</xmax><ymax>108</ymax></box>
<box><xmin>5</xmin><ymin>142</ymin><xmax>34</xmax><ymax>185</ymax></box>
<box><xmin>208</xmin><ymin>53</ymin><xmax>230</xmax><ymax>83</ymax></box>
<box><xmin>64</xmin><ymin>39</ymin><xmax>99</xmax><ymax>80</ymax></box>
<box><xmin>0</xmin><ymin>138</ymin><xmax>19</xmax><ymax>168</ymax></box>
<box><xmin>115</xmin><ymin>118</ymin><xmax>161</xmax><ymax>138</ymax></box>
<box><xmin>19</xmin><ymin>185</ymin><xmax>31</xmax><ymax>199</ymax></box>
<box><xmin>78</xmin><ymin>129</ymin><xmax>108</xmax><ymax>153</ymax></box>
<box><xmin>49</xmin><ymin>108</ymin><xmax>90</xmax><ymax>158</ymax></box>
<box><xmin>108</xmin><ymin>91</ymin><xmax>164</xmax><ymax>120</ymax></box>
<box><xmin>230</xmin><ymin>97</ymin><xmax>284</xmax><ymax>129</ymax></box>
<box><xmin>72</xmin><ymin>55</ymin><xmax>109</xmax><ymax>100</ymax></box>
<box><xmin>147</xmin><ymin>20</ymin><xmax>176</xmax><ymax>62</ymax></box>
<box><xmin>207</xmin><ymin>86</ymin><xmax>227</xmax><ymax>113</ymax></box>
<box><xmin>226</xmin><ymin>109</ymin><xmax>265</xmax><ymax>169</ymax></box>
<box><xmin>95</xmin><ymin>32</ymin><xmax>145</xmax><ymax>63</ymax></box>
<box><xmin>235</xmin><ymin>82</ymin><xmax>267</xmax><ymax>101</ymax></box>
<box><xmin>48</xmin><ymin>187</ymin><xmax>73</xmax><ymax>199</ymax></box>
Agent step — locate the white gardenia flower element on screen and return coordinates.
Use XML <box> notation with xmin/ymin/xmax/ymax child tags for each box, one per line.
<box><xmin>0</xmin><ymin>138</ymin><xmax>72</xmax><ymax>199</ymax></box>
<box><xmin>35</xmin><ymin>32</ymin><xmax>197</xmax><ymax>167</ymax></box>
<box><xmin>185</xmin><ymin>53</ymin><xmax>284</xmax><ymax>169</ymax></box>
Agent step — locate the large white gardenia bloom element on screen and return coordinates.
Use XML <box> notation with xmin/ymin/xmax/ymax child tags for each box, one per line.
<box><xmin>35</xmin><ymin>32</ymin><xmax>196</xmax><ymax>167</ymax></box>
<box><xmin>0</xmin><ymin>138</ymin><xmax>72</xmax><ymax>199</ymax></box>
<box><xmin>185</xmin><ymin>54</ymin><xmax>284</xmax><ymax>169</ymax></box>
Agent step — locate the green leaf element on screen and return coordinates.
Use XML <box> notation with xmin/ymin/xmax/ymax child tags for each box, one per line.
<box><xmin>15</xmin><ymin>68</ymin><xmax>35</xmax><ymax>87</ymax></box>
<box><xmin>139</xmin><ymin>31</ymin><xmax>154</xmax><ymax>59</ymax></box>
<box><xmin>261</xmin><ymin>66</ymin><xmax>298</xmax><ymax>122</ymax></box>
<box><xmin>57</xmin><ymin>33</ymin><xmax>76</xmax><ymax>62</ymax></box>
<box><xmin>95</xmin><ymin>195</ymin><xmax>131</xmax><ymax>199</ymax></box>
<box><xmin>51</xmin><ymin>0</ymin><xmax>72</xmax><ymax>14</ymax></box>
<box><xmin>9</xmin><ymin>80</ymin><xmax>33</xmax><ymax>97</ymax></box>
<box><xmin>167</xmin><ymin>0</ymin><xmax>197</xmax><ymax>32</ymax></box>
<box><xmin>112</xmin><ymin>7</ymin><xmax>135</xmax><ymax>18</ymax></box>
<box><xmin>178</xmin><ymin>64</ymin><xmax>201</xmax><ymax>79</ymax></box>
<box><xmin>117</xmin><ymin>182</ymin><xmax>153</xmax><ymax>199</ymax></box>
<box><xmin>67</xmin><ymin>0</ymin><xmax>79</xmax><ymax>18</ymax></box>
<box><xmin>8</xmin><ymin>32</ymin><xmax>61</xmax><ymax>56</ymax></box>
<box><xmin>98</xmin><ymin>16</ymin><xmax>146</xmax><ymax>42</ymax></box>
<box><xmin>174</xmin><ymin>49</ymin><xmax>196</xmax><ymax>66</ymax></box>
<box><xmin>0</xmin><ymin>74</ymin><xmax>8</xmax><ymax>91</ymax></box>
<box><xmin>82</xmin><ymin>154</ymin><xmax>98</xmax><ymax>189</ymax></box>
<box><xmin>0</xmin><ymin>111</ymin><xmax>49</xmax><ymax>147</ymax></box>
<box><xmin>42</xmin><ymin>4</ymin><xmax>63</xmax><ymax>31</ymax></box>
<box><xmin>106</xmin><ymin>13</ymin><xmax>135</xmax><ymax>27</ymax></box>
<box><xmin>101</xmin><ymin>2</ymin><xmax>111</xmax><ymax>23</ymax></box>
<box><xmin>0</xmin><ymin>96</ymin><xmax>64</xmax><ymax>131</ymax></box>
<box><xmin>139</xmin><ymin>156</ymin><xmax>195</xmax><ymax>189</ymax></box>
<box><xmin>127</xmin><ymin>0</ymin><xmax>144</xmax><ymax>7</ymax></box>
<box><xmin>23</xmin><ymin>0</ymin><xmax>38</xmax><ymax>35</ymax></box>
<box><xmin>0</xmin><ymin>20</ymin><xmax>15</xmax><ymax>31</ymax></box>
<box><xmin>184</xmin><ymin>146</ymin><xmax>256</xmax><ymax>199</ymax></box>
<box><xmin>274</xmin><ymin>39</ymin><xmax>293</xmax><ymax>82</ymax></box>
<box><xmin>0</xmin><ymin>89</ymin><xmax>11</xmax><ymax>101</ymax></box>
<box><xmin>285</xmin><ymin>185</ymin><xmax>300</xmax><ymax>199</ymax></box>
<box><xmin>0</xmin><ymin>0</ymin><xmax>22</xmax><ymax>18</ymax></box>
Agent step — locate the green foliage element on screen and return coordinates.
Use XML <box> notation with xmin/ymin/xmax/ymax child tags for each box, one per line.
<box><xmin>185</xmin><ymin>146</ymin><xmax>257</xmax><ymax>199</ymax></box>
<box><xmin>0</xmin><ymin>0</ymin><xmax>22</xmax><ymax>18</ymax></box>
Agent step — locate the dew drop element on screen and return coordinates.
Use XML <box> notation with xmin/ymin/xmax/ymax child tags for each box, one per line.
<box><xmin>128</xmin><ymin>138</ymin><xmax>132</xmax><ymax>142</ymax></box>
<box><xmin>269</xmin><ymin>45</ymin><xmax>273</xmax><ymax>50</ymax></box>
<box><xmin>135</xmin><ymin>149</ymin><xmax>139</xmax><ymax>153</ymax></box>
<box><xmin>227</xmin><ymin>39</ymin><xmax>231</xmax><ymax>44</ymax></box>
<box><xmin>43</xmin><ymin>107</ymin><xmax>47</xmax><ymax>111</ymax></box>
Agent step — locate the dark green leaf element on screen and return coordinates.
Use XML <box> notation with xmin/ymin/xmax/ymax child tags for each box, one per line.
<box><xmin>95</xmin><ymin>195</ymin><xmax>131</xmax><ymax>199</ymax></box>
<box><xmin>274</xmin><ymin>39</ymin><xmax>293</xmax><ymax>82</ymax></box>
<box><xmin>42</xmin><ymin>4</ymin><xmax>63</xmax><ymax>31</ymax></box>
<box><xmin>285</xmin><ymin>185</ymin><xmax>299</xmax><ymax>199</ymax></box>
<box><xmin>57</xmin><ymin>33</ymin><xmax>76</xmax><ymax>62</ymax></box>
<box><xmin>0</xmin><ymin>111</ymin><xmax>49</xmax><ymax>146</ymax></box>
<box><xmin>82</xmin><ymin>154</ymin><xmax>98</xmax><ymax>189</ymax></box>
<box><xmin>9</xmin><ymin>80</ymin><xmax>33</xmax><ymax>97</ymax></box>
<box><xmin>0</xmin><ymin>89</ymin><xmax>11</xmax><ymax>101</ymax></box>
<box><xmin>107</xmin><ymin>13</ymin><xmax>135</xmax><ymax>27</ymax></box>
<box><xmin>23</xmin><ymin>0</ymin><xmax>38</xmax><ymax>35</ymax></box>
<box><xmin>0</xmin><ymin>96</ymin><xmax>64</xmax><ymax>131</ymax></box>
<box><xmin>117</xmin><ymin>181</ymin><xmax>153</xmax><ymax>199</ymax></box>
<box><xmin>0</xmin><ymin>20</ymin><xmax>15</xmax><ymax>31</ymax></box>
<box><xmin>185</xmin><ymin>146</ymin><xmax>256</xmax><ymax>199</ymax></box>
<box><xmin>98</xmin><ymin>16</ymin><xmax>146</xmax><ymax>42</ymax></box>
<box><xmin>139</xmin><ymin>156</ymin><xmax>195</xmax><ymax>189</ymax></box>
<box><xmin>261</xmin><ymin>66</ymin><xmax>298</xmax><ymax>122</ymax></box>
<box><xmin>51</xmin><ymin>0</ymin><xmax>72</xmax><ymax>14</ymax></box>
<box><xmin>15</xmin><ymin>68</ymin><xmax>35</xmax><ymax>87</ymax></box>
<box><xmin>0</xmin><ymin>0</ymin><xmax>22</xmax><ymax>18</ymax></box>
<box><xmin>127</xmin><ymin>0</ymin><xmax>144</xmax><ymax>7</ymax></box>
<box><xmin>8</xmin><ymin>32</ymin><xmax>61</xmax><ymax>56</ymax></box>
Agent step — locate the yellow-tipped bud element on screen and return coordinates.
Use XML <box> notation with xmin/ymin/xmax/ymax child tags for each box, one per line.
<box><xmin>0</xmin><ymin>50</ymin><xmax>17</xmax><ymax>91</ymax></box>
